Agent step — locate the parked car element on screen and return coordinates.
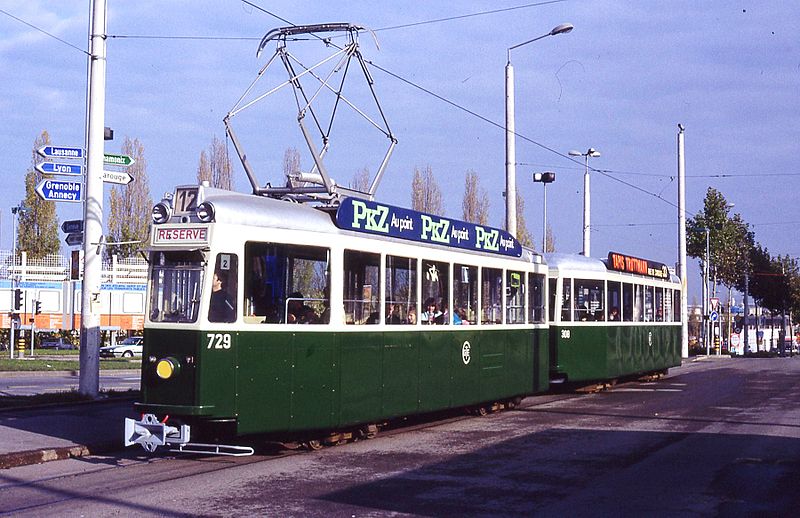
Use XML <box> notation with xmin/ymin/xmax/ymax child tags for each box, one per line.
<box><xmin>99</xmin><ymin>336</ymin><xmax>143</xmax><ymax>358</ymax></box>
<box><xmin>39</xmin><ymin>338</ymin><xmax>75</xmax><ymax>350</ymax></box>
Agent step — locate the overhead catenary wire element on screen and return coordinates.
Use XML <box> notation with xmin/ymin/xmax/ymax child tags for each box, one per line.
<box><xmin>0</xmin><ymin>8</ymin><xmax>90</xmax><ymax>56</ymax></box>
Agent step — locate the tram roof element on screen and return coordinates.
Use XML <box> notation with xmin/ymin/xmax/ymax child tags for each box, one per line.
<box><xmin>543</xmin><ymin>253</ymin><xmax>608</xmax><ymax>274</ymax></box>
<box><xmin>207</xmin><ymin>190</ymin><xmax>336</xmax><ymax>233</ymax></box>
<box><xmin>200</xmin><ymin>189</ymin><xmax>540</xmax><ymax>263</ymax></box>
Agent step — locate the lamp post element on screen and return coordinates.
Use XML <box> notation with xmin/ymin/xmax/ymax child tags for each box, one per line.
<box><xmin>568</xmin><ymin>148</ymin><xmax>601</xmax><ymax>256</ymax></box>
<box><xmin>505</xmin><ymin>23</ymin><xmax>573</xmax><ymax>237</ymax></box>
<box><xmin>533</xmin><ymin>171</ymin><xmax>556</xmax><ymax>252</ymax></box>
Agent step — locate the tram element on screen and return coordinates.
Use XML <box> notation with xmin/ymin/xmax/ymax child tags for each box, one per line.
<box><xmin>545</xmin><ymin>252</ymin><xmax>682</xmax><ymax>385</ymax></box>
<box><xmin>125</xmin><ymin>184</ymin><xmax>550</xmax><ymax>454</ymax></box>
<box><xmin>124</xmin><ymin>23</ymin><xmax>680</xmax><ymax>455</ymax></box>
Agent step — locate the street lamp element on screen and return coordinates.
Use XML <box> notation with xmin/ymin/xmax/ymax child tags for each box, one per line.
<box><xmin>568</xmin><ymin>148</ymin><xmax>601</xmax><ymax>256</ymax></box>
<box><xmin>505</xmin><ymin>23</ymin><xmax>573</xmax><ymax>237</ymax></box>
<box><xmin>533</xmin><ymin>171</ymin><xmax>556</xmax><ymax>252</ymax></box>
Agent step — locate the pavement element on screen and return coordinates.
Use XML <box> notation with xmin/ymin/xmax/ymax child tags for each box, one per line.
<box><xmin>0</xmin><ymin>371</ymin><xmax>138</xmax><ymax>470</ymax></box>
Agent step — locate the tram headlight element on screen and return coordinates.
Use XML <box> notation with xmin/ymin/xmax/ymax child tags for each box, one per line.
<box><xmin>196</xmin><ymin>201</ymin><xmax>215</xmax><ymax>223</ymax></box>
<box><xmin>152</xmin><ymin>202</ymin><xmax>172</xmax><ymax>224</ymax></box>
<box><xmin>155</xmin><ymin>357</ymin><xmax>181</xmax><ymax>380</ymax></box>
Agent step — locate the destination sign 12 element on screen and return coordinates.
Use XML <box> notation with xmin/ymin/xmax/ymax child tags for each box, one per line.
<box><xmin>335</xmin><ymin>198</ymin><xmax>522</xmax><ymax>257</ymax></box>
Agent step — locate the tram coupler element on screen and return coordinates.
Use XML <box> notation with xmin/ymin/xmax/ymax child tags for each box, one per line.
<box><xmin>124</xmin><ymin>413</ymin><xmax>190</xmax><ymax>453</ymax></box>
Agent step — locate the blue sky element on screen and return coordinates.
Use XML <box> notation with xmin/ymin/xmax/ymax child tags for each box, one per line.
<box><xmin>2</xmin><ymin>1</ymin><xmax>799</xmax><ymax>302</ymax></box>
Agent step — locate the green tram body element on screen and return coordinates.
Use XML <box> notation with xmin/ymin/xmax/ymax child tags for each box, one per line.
<box><xmin>133</xmin><ymin>185</ymin><xmax>550</xmax><ymax>444</ymax></box>
<box><xmin>128</xmin><ymin>185</ymin><xmax>682</xmax><ymax>452</ymax></box>
<box><xmin>544</xmin><ymin>253</ymin><xmax>682</xmax><ymax>384</ymax></box>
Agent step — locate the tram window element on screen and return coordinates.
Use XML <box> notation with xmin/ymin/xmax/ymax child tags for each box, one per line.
<box><xmin>654</xmin><ymin>287</ymin><xmax>665</xmax><ymax>322</ymax></box>
<box><xmin>622</xmin><ymin>283</ymin><xmax>633</xmax><ymax>322</ymax></box>
<box><xmin>574</xmin><ymin>278</ymin><xmax>604</xmax><ymax>321</ymax></box>
<box><xmin>528</xmin><ymin>273</ymin><xmax>545</xmax><ymax>324</ymax></box>
<box><xmin>548</xmin><ymin>279</ymin><xmax>557</xmax><ymax>322</ymax></box>
<box><xmin>386</xmin><ymin>255</ymin><xmax>417</xmax><ymax>325</ymax></box>
<box><xmin>607</xmin><ymin>281</ymin><xmax>621</xmax><ymax>321</ymax></box>
<box><xmin>421</xmin><ymin>260</ymin><xmax>449</xmax><ymax>325</ymax></box>
<box><xmin>344</xmin><ymin>250</ymin><xmax>380</xmax><ymax>325</ymax></box>
<box><xmin>244</xmin><ymin>242</ymin><xmax>330</xmax><ymax>324</ymax></box>
<box><xmin>506</xmin><ymin>271</ymin><xmax>525</xmax><ymax>324</ymax></box>
<box><xmin>634</xmin><ymin>284</ymin><xmax>644</xmax><ymax>322</ymax></box>
<box><xmin>644</xmin><ymin>285</ymin><xmax>654</xmax><ymax>322</ymax></box>
<box><xmin>454</xmin><ymin>264</ymin><xmax>477</xmax><ymax>325</ymax></box>
<box><xmin>673</xmin><ymin>289</ymin><xmax>681</xmax><ymax>322</ymax></box>
<box><xmin>561</xmin><ymin>278</ymin><xmax>572</xmax><ymax>322</ymax></box>
<box><xmin>148</xmin><ymin>250</ymin><xmax>204</xmax><ymax>323</ymax></box>
<box><xmin>481</xmin><ymin>267</ymin><xmax>503</xmax><ymax>324</ymax></box>
<box><xmin>663</xmin><ymin>288</ymin><xmax>673</xmax><ymax>322</ymax></box>
<box><xmin>208</xmin><ymin>253</ymin><xmax>238</xmax><ymax>323</ymax></box>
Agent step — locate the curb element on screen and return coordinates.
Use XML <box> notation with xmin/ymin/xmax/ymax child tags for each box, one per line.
<box><xmin>0</xmin><ymin>369</ymin><xmax>140</xmax><ymax>378</ymax></box>
<box><xmin>0</xmin><ymin>441</ymin><xmax>119</xmax><ymax>470</ymax></box>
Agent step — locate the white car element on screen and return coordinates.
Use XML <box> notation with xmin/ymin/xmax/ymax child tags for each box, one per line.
<box><xmin>100</xmin><ymin>336</ymin><xmax>143</xmax><ymax>358</ymax></box>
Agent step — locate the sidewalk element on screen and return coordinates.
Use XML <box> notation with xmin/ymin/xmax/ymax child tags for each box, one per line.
<box><xmin>0</xmin><ymin>396</ymin><xmax>136</xmax><ymax>469</ymax></box>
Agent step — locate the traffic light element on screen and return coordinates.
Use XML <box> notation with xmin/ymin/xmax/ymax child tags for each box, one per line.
<box><xmin>13</xmin><ymin>289</ymin><xmax>22</xmax><ymax>311</ymax></box>
<box><xmin>34</xmin><ymin>300</ymin><xmax>42</xmax><ymax>315</ymax></box>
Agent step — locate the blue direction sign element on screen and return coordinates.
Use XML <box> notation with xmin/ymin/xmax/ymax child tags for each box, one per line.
<box><xmin>35</xmin><ymin>162</ymin><xmax>84</xmax><ymax>176</ymax></box>
<box><xmin>35</xmin><ymin>179</ymin><xmax>83</xmax><ymax>203</ymax></box>
<box><xmin>710</xmin><ymin>310</ymin><xmax>719</xmax><ymax>322</ymax></box>
<box><xmin>37</xmin><ymin>146</ymin><xmax>84</xmax><ymax>160</ymax></box>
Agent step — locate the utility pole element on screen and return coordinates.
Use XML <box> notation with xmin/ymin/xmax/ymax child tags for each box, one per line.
<box><xmin>677</xmin><ymin>124</ymin><xmax>688</xmax><ymax>358</ymax></box>
<box><xmin>79</xmin><ymin>0</ymin><xmax>108</xmax><ymax>398</ymax></box>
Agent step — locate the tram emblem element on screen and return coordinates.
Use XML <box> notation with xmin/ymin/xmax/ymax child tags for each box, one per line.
<box><xmin>461</xmin><ymin>341</ymin><xmax>471</xmax><ymax>365</ymax></box>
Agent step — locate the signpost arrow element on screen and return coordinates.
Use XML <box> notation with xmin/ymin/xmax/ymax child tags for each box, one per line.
<box><xmin>35</xmin><ymin>179</ymin><xmax>83</xmax><ymax>203</ymax></box>
<box><xmin>102</xmin><ymin>170</ymin><xmax>134</xmax><ymax>185</ymax></box>
<box><xmin>61</xmin><ymin>219</ymin><xmax>84</xmax><ymax>234</ymax></box>
<box><xmin>37</xmin><ymin>146</ymin><xmax>84</xmax><ymax>160</ymax></box>
<box><xmin>103</xmin><ymin>153</ymin><xmax>135</xmax><ymax>167</ymax></box>
<box><xmin>36</xmin><ymin>162</ymin><xmax>84</xmax><ymax>176</ymax></box>
<box><xmin>65</xmin><ymin>232</ymin><xmax>84</xmax><ymax>247</ymax></box>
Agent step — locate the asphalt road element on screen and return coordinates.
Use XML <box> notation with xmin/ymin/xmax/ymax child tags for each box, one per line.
<box><xmin>0</xmin><ymin>370</ymin><xmax>140</xmax><ymax>396</ymax></box>
<box><xmin>1</xmin><ymin>357</ymin><xmax>799</xmax><ymax>516</ymax></box>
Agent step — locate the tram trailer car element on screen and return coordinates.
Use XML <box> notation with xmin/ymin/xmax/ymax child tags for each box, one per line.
<box><xmin>126</xmin><ymin>184</ymin><xmax>551</xmax><ymax>454</ymax></box>
<box><xmin>545</xmin><ymin>252</ymin><xmax>682</xmax><ymax>385</ymax></box>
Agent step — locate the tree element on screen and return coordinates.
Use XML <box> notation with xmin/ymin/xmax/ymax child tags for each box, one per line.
<box><xmin>687</xmin><ymin>188</ymin><xmax>752</xmax><ymax>296</ymax></box>
<box><xmin>411</xmin><ymin>165</ymin><xmax>443</xmax><ymax>215</ymax></box>
<box><xmin>107</xmin><ymin>137</ymin><xmax>152</xmax><ymax>259</ymax></box>
<box><xmin>18</xmin><ymin>131</ymin><xmax>60</xmax><ymax>259</ymax></box>
<box><xmin>515</xmin><ymin>193</ymin><xmax>533</xmax><ymax>249</ymax></box>
<box><xmin>197</xmin><ymin>135</ymin><xmax>233</xmax><ymax>190</ymax></box>
<box><xmin>350</xmin><ymin>167</ymin><xmax>370</xmax><ymax>193</ymax></box>
<box><xmin>461</xmin><ymin>170</ymin><xmax>489</xmax><ymax>225</ymax></box>
<box><xmin>545</xmin><ymin>223</ymin><xmax>556</xmax><ymax>253</ymax></box>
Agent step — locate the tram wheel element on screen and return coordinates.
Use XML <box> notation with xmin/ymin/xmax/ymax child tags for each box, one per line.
<box><xmin>305</xmin><ymin>440</ymin><xmax>323</xmax><ymax>451</ymax></box>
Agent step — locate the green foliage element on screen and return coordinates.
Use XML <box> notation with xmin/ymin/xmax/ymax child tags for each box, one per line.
<box><xmin>18</xmin><ymin>131</ymin><xmax>61</xmax><ymax>259</ymax></box>
<box><xmin>687</xmin><ymin>187</ymin><xmax>753</xmax><ymax>291</ymax></box>
<box><xmin>107</xmin><ymin>137</ymin><xmax>152</xmax><ymax>259</ymax></box>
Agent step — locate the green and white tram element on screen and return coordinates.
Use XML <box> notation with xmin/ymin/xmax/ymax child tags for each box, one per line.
<box><xmin>125</xmin><ymin>184</ymin><xmax>550</xmax><ymax>454</ymax></box>
<box><xmin>545</xmin><ymin>252</ymin><xmax>682</xmax><ymax>385</ymax></box>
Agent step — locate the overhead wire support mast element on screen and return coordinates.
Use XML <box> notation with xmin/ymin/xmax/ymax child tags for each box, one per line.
<box><xmin>223</xmin><ymin>23</ymin><xmax>397</xmax><ymax>205</ymax></box>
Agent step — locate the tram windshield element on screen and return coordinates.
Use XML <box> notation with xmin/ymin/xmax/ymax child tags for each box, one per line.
<box><xmin>148</xmin><ymin>250</ymin><xmax>205</xmax><ymax>323</ymax></box>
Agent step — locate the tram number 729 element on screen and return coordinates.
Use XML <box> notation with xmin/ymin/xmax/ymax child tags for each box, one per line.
<box><xmin>207</xmin><ymin>333</ymin><xmax>232</xmax><ymax>349</ymax></box>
